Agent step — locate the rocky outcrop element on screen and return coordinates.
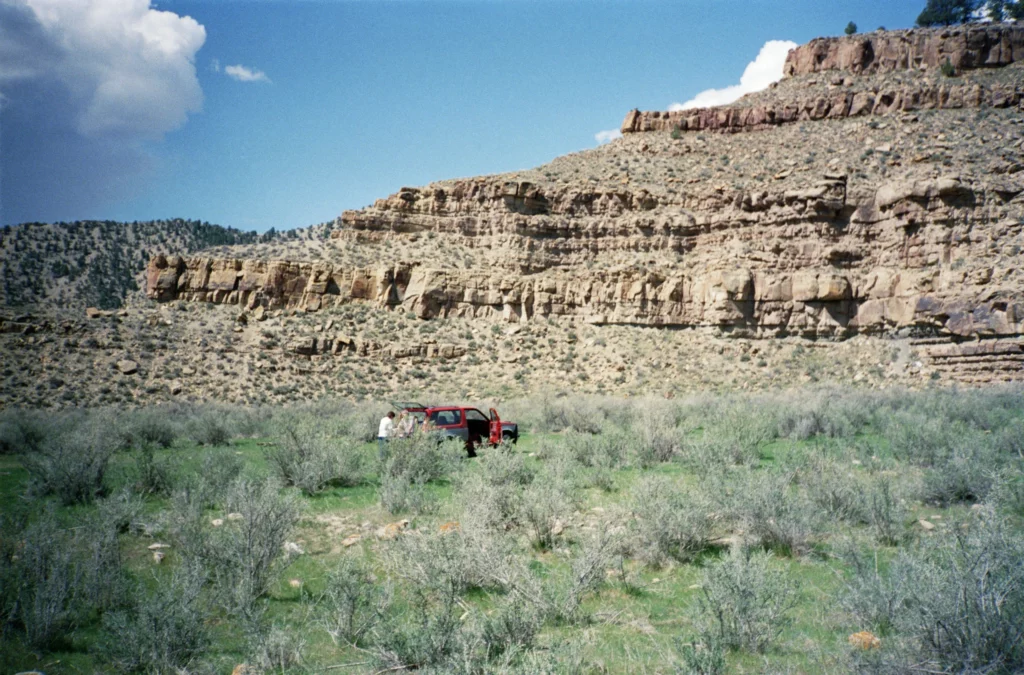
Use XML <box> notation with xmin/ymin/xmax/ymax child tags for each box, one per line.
<box><xmin>620</xmin><ymin>81</ymin><xmax>1024</xmax><ymax>134</ymax></box>
<box><xmin>784</xmin><ymin>25</ymin><xmax>1024</xmax><ymax>77</ymax></box>
<box><xmin>147</xmin><ymin>171</ymin><xmax>1024</xmax><ymax>341</ymax></box>
<box><xmin>141</xmin><ymin>26</ymin><xmax>1024</xmax><ymax>385</ymax></box>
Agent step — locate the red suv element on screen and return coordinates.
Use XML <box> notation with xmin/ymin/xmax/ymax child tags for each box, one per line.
<box><xmin>393</xmin><ymin>402</ymin><xmax>518</xmax><ymax>456</ymax></box>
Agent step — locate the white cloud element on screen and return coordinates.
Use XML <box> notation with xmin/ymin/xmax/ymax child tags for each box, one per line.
<box><xmin>210</xmin><ymin>58</ymin><xmax>221</xmax><ymax>73</ymax></box>
<box><xmin>0</xmin><ymin>0</ymin><xmax>206</xmax><ymax>223</ymax></box>
<box><xmin>3</xmin><ymin>0</ymin><xmax>206</xmax><ymax>137</ymax></box>
<box><xmin>594</xmin><ymin>128</ymin><xmax>622</xmax><ymax>145</ymax></box>
<box><xmin>668</xmin><ymin>39</ymin><xmax>797</xmax><ymax>111</ymax></box>
<box><xmin>225</xmin><ymin>64</ymin><xmax>271</xmax><ymax>83</ymax></box>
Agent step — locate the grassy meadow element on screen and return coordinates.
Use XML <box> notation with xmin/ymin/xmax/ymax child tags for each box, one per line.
<box><xmin>1</xmin><ymin>387</ymin><xmax>1023</xmax><ymax>674</ymax></box>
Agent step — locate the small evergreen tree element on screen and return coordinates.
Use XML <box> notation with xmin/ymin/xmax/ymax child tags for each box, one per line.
<box><xmin>845</xmin><ymin>21</ymin><xmax>858</xmax><ymax>34</ymax></box>
<box><xmin>916</xmin><ymin>0</ymin><xmax>979</xmax><ymax>26</ymax></box>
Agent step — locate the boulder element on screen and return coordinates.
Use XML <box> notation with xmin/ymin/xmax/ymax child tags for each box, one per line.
<box><xmin>116</xmin><ymin>360</ymin><xmax>138</xmax><ymax>375</ymax></box>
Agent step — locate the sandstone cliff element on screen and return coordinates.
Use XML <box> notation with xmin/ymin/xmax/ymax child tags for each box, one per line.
<box><xmin>141</xmin><ymin>26</ymin><xmax>1024</xmax><ymax>390</ymax></box>
<box><xmin>784</xmin><ymin>24</ymin><xmax>1024</xmax><ymax>76</ymax></box>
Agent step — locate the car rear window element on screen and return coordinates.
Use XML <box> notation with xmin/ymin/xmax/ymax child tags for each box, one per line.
<box><xmin>429</xmin><ymin>409</ymin><xmax>462</xmax><ymax>426</ymax></box>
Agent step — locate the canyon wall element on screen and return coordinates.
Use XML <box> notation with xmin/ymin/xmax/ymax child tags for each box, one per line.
<box><xmin>148</xmin><ymin>172</ymin><xmax>1024</xmax><ymax>341</ymax></box>
<box><xmin>784</xmin><ymin>24</ymin><xmax>1024</xmax><ymax>76</ymax></box>
<box><xmin>620</xmin><ymin>81</ymin><xmax>1024</xmax><ymax>134</ymax></box>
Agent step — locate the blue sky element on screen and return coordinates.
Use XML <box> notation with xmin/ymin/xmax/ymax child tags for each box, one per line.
<box><xmin>1</xmin><ymin>0</ymin><xmax>922</xmax><ymax>231</ymax></box>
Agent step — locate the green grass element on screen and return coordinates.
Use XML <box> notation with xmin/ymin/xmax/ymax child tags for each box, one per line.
<box><xmin>2</xmin><ymin>387</ymin><xmax>1024</xmax><ymax>673</ymax></box>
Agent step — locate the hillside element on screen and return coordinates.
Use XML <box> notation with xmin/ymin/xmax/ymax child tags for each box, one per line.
<box><xmin>3</xmin><ymin>25</ymin><xmax>1024</xmax><ymax>408</ymax></box>
<box><xmin>0</xmin><ymin>219</ymin><xmax>278</xmax><ymax>310</ymax></box>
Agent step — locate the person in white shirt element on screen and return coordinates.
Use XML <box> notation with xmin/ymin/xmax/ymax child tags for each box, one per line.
<box><xmin>378</xmin><ymin>411</ymin><xmax>395</xmax><ymax>457</ymax></box>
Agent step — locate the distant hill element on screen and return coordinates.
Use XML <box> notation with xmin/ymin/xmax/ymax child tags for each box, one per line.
<box><xmin>0</xmin><ymin>219</ymin><xmax>274</xmax><ymax>310</ymax></box>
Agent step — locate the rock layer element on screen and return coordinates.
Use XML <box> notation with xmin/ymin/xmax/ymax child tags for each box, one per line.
<box><xmin>620</xmin><ymin>81</ymin><xmax>1024</xmax><ymax>135</ymax></box>
<box><xmin>784</xmin><ymin>25</ymin><xmax>1024</xmax><ymax>76</ymax></box>
<box><xmin>144</xmin><ymin>26</ymin><xmax>1024</xmax><ymax>385</ymax></box>
<box><xmin>147</xmin><ymin>170</ymin><xmax>1024</xmax><ymax>341</ymax></box>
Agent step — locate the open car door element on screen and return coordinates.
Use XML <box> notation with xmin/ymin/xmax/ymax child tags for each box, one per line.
<box><xmin>489</xmin><ymin>408</ymin><xmax>502</xmax><ymax>446</ymax></box>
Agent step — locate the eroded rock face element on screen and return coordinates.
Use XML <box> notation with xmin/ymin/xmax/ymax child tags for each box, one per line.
<box><xmin>146</xmin><ymin>172</ymin><xmax>1024</xmax><ymax>341</ymax></box>
<box><xmin>143</xmin><ymin>26</ymin><xmax>1024</xmax><ymax>385</ymax></box>
<box><xmin>784</xmin><ymin>25</ymin><xmax>1024</xmax><ymax>77</ymax></box>
<box><xmin>621</xmin><ymin>81</ymin><xmax>1024</xmax><ymax>135</ymax></box>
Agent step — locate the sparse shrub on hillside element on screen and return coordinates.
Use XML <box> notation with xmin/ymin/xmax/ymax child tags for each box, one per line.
<box><xmin>546</xmin><ymin>528</ymin><xmax>622</xmax><ymax>624</ymax></box>
<box><xmin>481</xmin><ymin>595</ymin><xmax>544</xmax><ymax>661</ymax></box>
<box><xmin>629</xmin><ymin>476</ymin><xmax>714</xmax><ymax>566</ymax></box>
<box><xmin>269</xmin><ymin>413</ymin><xmax>365</xmax><ymax>495</ymax></box>
<box><xmin>182</xmin><ymin>479</ymin><xmax>300</xmax><ymax>617</ymax></box>
<box><xmin>990</xmin><ymin>467</ymin><xmax>1024</xmax><ymax>516</ymax></box>
<box><xmin>378</xmin><ymin>435</ymin><xmax>463</xmax><ymax>514</ymax></box>
<box><xmin>630</xmin><ymin>406</ymin><xmax>681</xmax><ymax>467</ymax></box>
<box><xmin>731</xmin><ymin>471</ymin><xmax>816</xmax><ymax>556</ymax></box>
<box><xmin>845</xmin><ymin>511</ymin><xmax>1024</xmax><ymax>674</ymax></box>
<box><xmin>22</xmin><ymin>413</ymin><xmax>117</xmax><ymax>505</ymax></box>
<box><xmin>457</xmin><ymin>450</ymin><xmax>534</xmax><ymax>531</ymax></box>
<box><xmin>878</xmin><ymin>411</ymin><xmax>958</xmax><ymax>466</ymax></box>
<box><xmin>186</xmin><ymin>408</ymin><xmax>233</xmax><ymax>447</ymax></box>
<box><xmin>564</xmin><ymin>430</ymin><xmax>628</xmax><ymax>488</ymax></box>
<box><xmin>117</xmin><ymin>407</ymin><xmax>181</xmax><ymax>449</ymax></box>
<box><xmin>1</xmin><ymin>509</ymin><xmax>80</xmax><ymax>649</ymax></box>
<box><xmin>246</xmin><ymin>623</ymin><xmax>305</xmax><ymax>673</ymax></box>
<box><xmin>867</xmin><ymin>475</ymin><xmax>908</xmax><ymax>546</ymax></box>
<box><xmin>693</xmin><ymin>546</ymin><xmax>796</xmax><ymax>653</ymax></box>
<box><xmin>674</xmin><ymin>634</ymin><xmax>726</xmax><ymax>675</ymax></box>
<box><xmin>99</xmin><ymin>563</ymin><xmax>209</xmax><ymax>673</ymax></box>
<box><xmin>131</xmin><ymin>444</ymin><xmax>175</xmax><ymax>497</ymax></box>
<box><xmin>0</xmin><ymin>408</ymin><xmax>48</xmax><ymax>455</ymax></box>
<box><xmin>775</xmin><ymin>388</ymin><xmax>875</xmax><ymax>440</ymax></box>
<box><xmin>807</xmin><ymin>458</ymin><xmax>867</xmax><ymax>524</ymax></box>
<box><xmin>319</xmin><ymin>558</ymin><xmax>393</xmax><ymax>647</ymax></box>
<box><xmin>520</xmin><ymin>453</ymin><xmax>580</xmax><ymax>550</ymax></box>
<box><xmin>921</xmin><ymin>445</ymin><xmax>997</xmax><ymax>506</ymax></box>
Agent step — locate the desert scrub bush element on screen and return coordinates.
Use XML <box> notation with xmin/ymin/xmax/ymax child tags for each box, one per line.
<box><xmin>0</xmin><ymin>509</ymin><xmax>80</xmax><ymax>649</ymax></box>
<box><xmin>546</xmin><ymin>527</ymin><xmax>622</xmax><ymax>624</ymax></box>
<box><xmin>878</xmin><ymin>410</ymin><xmax>961</xmax><ymax>466</ymax></box>
<box><xmin>22</xmin><ymin>412</ymin><xmax>118</xmax><ymax>505</ymax></box>
<box><xmin>116</xmin><ymin>406</ymin><xmax>181</xmax><ymax>449</ymax></box>
<box><xmin>920</xmin><ymin>444</ymin><xmax>997</xmax><ymax>506</ymax></box>
<box><xmin>730</xmin><ymin>471</ymin><xmax>817</xmax><ymax>556</ymax></box>
<box><xmin>838</xmin><ymin>542</ymin><xmax>910</xmax><ymax>639</ymax></box>
<box><xmin>561</xmin><ymin>430</ymin><xmax>624</xmax><ymax>489</ymax></box>
<box><xmin>844</xmin><ymin>511</ymin><xmax>1024</xmax><ymax>673</ymax></box>
<box><xmin>673</xmin><ymin>634</ymin><xmax>726</xmax><ymax>675</ymax></box>
<box><xmin>246</xmin><ymin>623</ymin><xmax>305</xmax><ymax>673</ymax></box>
<box><xmin>171</xmin><ymin>447</ymin><xmax>246</xmax><ymax>514</ymax></box>
<box><xmin>627</xmin><ymin>404</ymin><xmax>683</xmax><ymax>467</ymax></box>
<box><xmin>98</xmin><ymin>563</ymin><xmax>209</xmax><ymax>673</ymax></box>
<box><xmin>131</xmin><ymin>444</ymin><xmax>174</xmax><ymax>497</ymax></box>
<box><xmin>990</xmin><ymin>466</ymin><xmax>1024</xmax><ymax>516</ymax></box>
<box><xmin>481</xmin><ymin>596</ymin><xmax>544</xmax><ymax>662</ymax></box>
<box><xmin>806</xmin><ymin>458</ymin><xmax>867</xmax><ymax>524</ymax></box>
<box><xmin>693</xmin><ymin>546</ymin><xmax>797</xmax><ymax>653</ymax></box>
<box><xmin>268</xmin><ymin>413</ymin><xmax>365</xmax><ymax>495</ymax></box>
<box><xmin>520</xmin><ymin>453</ymin><xmax>580</xmax><ymax>549</ymax></box>
<box><xmin>629</xmin><ymin>476</ymin><xmax>714</xmax><ymax>566</ymax></box>
<box><xmin>774</xmin><ymin>388</ymin><xmax>875</xmax><ymax>440</ymax></box>
<box><xmin>0</xmin><ymin>408</ymin><xmax>48</xmax><ymax>454</ymax></box>
<box><xmin>457</xmin><ymin>467</ymin><xmax>526</xmax><ymax>532</ymax></box>
<box><xmin>866</xmin><ymin>475</ymin><xmax>908</xmax><ymax>546</ymax></box>
<box><xmin>318</xmin><ymin>557</ymin><xmax>392</xmax><ymax>647</ymax></box>
<box><xmin>184</xmin><ymin>478</ymin><xmax>300</xmax><ymax>616</ymax></box>
<box><xmin>378</xmin><ymin>435</ymin><xmax>463</xmax><ymax>514</ymax></box>
<box><xmin>185</xmin><ymin>407</ymin><xmax>232</xmax><ymax>446</ymax></box>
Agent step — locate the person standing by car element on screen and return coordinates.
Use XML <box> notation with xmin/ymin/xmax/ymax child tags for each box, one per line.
<box><xmin>378</xmin><ymin>411</ymin><xmax>395</xmax><ymax>457</ymax></box>
<box><xmin>397</xmin><ymin>410</ymin><xmax>415</xmax><ymax>438</ymax></box>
